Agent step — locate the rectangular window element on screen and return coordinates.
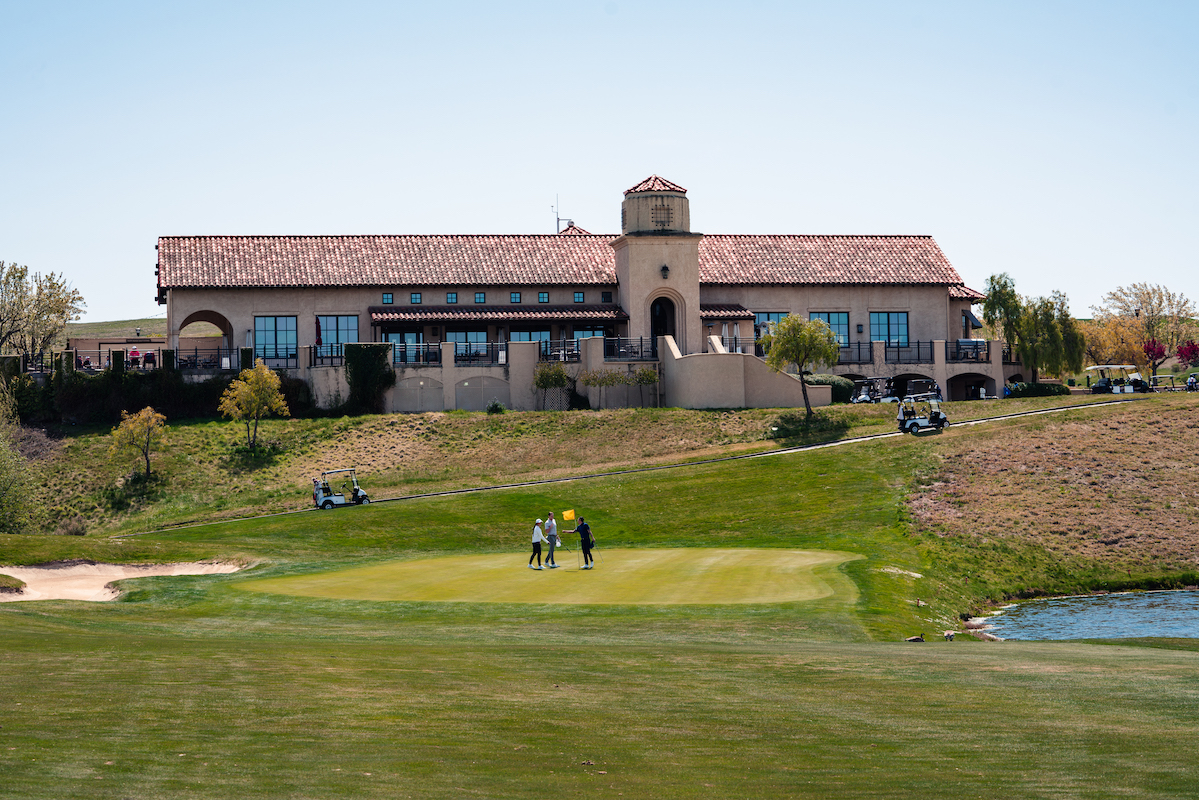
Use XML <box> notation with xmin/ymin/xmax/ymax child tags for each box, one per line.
<box><xmin>254</xmin><ymin>316</ymin><xmax>297</xmax><ymax>361</ymax></box>
<box><xmin>573</xmin><ymin>326</ymin><xmax>605</xmax><ymax>339</ymax></box>
<box><xmin>445</xmin><ymin>329</ymin><xmax>488</xmax><ymax>357</ymax></box>
<box><xmin>870</xmin><ymin>312</ymin><xmax>909</xmax><ymax>346</ymax></box>
<box><xmin>474</xmin><ymin>292</ymin><xmax>486</xmax><ymax>304</ymax></box>
<box><xmin>316</xmin><ymin>315</ymin><xmax>359</xmax><ymax>356</ymax></box>
<box><xmin>538</xmin><ymin>292</ymin><xmax>549</xmax><ymax>304</ymax></box>
<box><xmin>601</xmin><ymin>291</ymin><xmax>613</xmax><ymax>303</ymax></box>
<box><xmin>510</xmin><ymin>329</ymin><xmax>551</xmax><ymax>342</ymax></box>
<box><xmin>510</xmin><ymin>292</ymin><xmax>521</xmax><ymax>304</ymax></box>
<box><xmin>382</xmin><ymin>293</ymin><xmax>393</xmax><ymax>305</ymax></box>
<box><xmin>574</xmin><ymin>292</ymin><xmax>585</xmax><ymax>303</ymax></box>
<box><xmin>410</xmin><ymin>292</ymin><xmax>422</xmax><ymax>305</ymax></box>
<box><xmin>754</xmin><ymin>311</ymin><xmax>787</xmax><ymax>339</ymax></box>
<box><xmin>809</xmin><ymin>312</ymin><xmax>850</xmax><ymax>346</ymax></box>
<box><xmin>446</xmin><ymin>292</ymin><xmax>458</xmax><ymax>304</ymax></box>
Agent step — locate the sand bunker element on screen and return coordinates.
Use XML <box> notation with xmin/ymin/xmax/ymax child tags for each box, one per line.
<box><xmin>0</xmin><ymin>561</ymin><xmax>243</xmax><ymax>602</ymax></box>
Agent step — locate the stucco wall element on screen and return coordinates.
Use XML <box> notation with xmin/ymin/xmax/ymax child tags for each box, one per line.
<box><xmin>660</xmin><ymin>336</ymin><xmax>831</xmax><ymax>410</ymax></box>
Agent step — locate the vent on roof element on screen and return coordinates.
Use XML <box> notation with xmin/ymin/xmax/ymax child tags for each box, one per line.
<box><xmin>652</xmin><ymin>205</ymin><xmax>673</xmax><ymax>228</ymax></box>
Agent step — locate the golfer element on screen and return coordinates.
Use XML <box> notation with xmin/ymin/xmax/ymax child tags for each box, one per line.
<box><xmin>570</xmin><ymin>516</ymin><xmax>595</xmax><ymax>569</ymax></box>
<box><xmin>544</xmin><ymin>511</ymin><xmax>559</xmax><ymax>569</ymax></box>
<box><xmin>529</xmin><ymin>518</ymin><xmax>547</xmax><ymax>570</ymax></box>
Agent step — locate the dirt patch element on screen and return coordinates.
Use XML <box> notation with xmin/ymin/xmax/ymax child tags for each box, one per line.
<box><xmin>0</xmin><ymin>560</ymin><xmax>244</xmax><ymax>602</ymax></box>
<box><xmin>911</xmin><ymin>397</ymin><xmax>1199</xmax><ymax>569</ymax></box>
<box><xmin>11</xmin><ymin>426</ymin><xmax>64</xmax><ymax>461</ymax></box>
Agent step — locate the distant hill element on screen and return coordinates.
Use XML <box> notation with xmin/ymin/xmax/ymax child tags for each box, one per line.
<box><xmin>67</xmin><ymin>318</ymin><xmax>221</xmax><ymax>339</ymax></box>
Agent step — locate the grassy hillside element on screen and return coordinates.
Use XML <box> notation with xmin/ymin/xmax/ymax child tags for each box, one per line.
<box><xmin>3</xmin><ymin>395</ymin><xmax>1199</xmax><ymax>798</ymax></box>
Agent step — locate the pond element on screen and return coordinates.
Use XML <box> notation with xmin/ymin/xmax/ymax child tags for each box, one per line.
<box><xmin>982</xmin><ymin>589</ymin><xmax>1199</xmax><ymax>640</ymax></box>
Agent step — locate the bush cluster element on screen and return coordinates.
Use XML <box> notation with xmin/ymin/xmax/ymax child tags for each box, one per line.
<box><xmin>1007</xmin><ymin>381</ymin><xmax>1071</xmax><ymax>398</ymax></box>
<box><xmin>804</xmin><ymin>374</ymin><xmax>855</xmax><ymax>404</ymax></box>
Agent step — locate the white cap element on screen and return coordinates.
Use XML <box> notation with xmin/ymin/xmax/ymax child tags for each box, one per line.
<box><xmin>535</xmin><ymin>519</ymin><xmax>543</xmax><ymax>524</ymax></box>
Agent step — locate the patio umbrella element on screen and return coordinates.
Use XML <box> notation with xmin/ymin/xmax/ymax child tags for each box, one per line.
<box><xmin>314</xmin><ymin>316</ymin><xmax>323</xmax><ymax>347</ymax></box>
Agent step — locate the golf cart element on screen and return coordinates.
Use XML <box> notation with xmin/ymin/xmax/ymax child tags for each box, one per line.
<box><xmin>1087</xmin><ymin>365</ymin><xmax>1150</xmax><ymax>394</ymax></box>
<box><xmin>1149</xmin><ymin>374</ymin><xmax>1179</xmax><ymax>392</ymax></box>
<box><xmin>897</xmin><ymin>393</ymin><xmax>949</xmax><ymax>435</ymax></box>
<box><xmin>1188</xmin><ymin>373</ymin><xmax>1199</xmax><ymax>392</ymax></box>
<box><xmin>312</xmin><ymin>468</ymin><xmax>370</xmax><ymax>509</ymax></box>
<box><xmin>851</xmin><ymin>376</ymin><xmax>899</xmax><ymax>404</ymax></box>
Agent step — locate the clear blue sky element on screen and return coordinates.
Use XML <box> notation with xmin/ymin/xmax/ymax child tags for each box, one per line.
<box><xmin>2</xmin><ymin>1</ymin><xmax>1195</xmax><ymax>322</ymax></box>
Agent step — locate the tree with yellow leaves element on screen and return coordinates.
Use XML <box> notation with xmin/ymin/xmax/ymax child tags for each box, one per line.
<box><xmin>110</xmin><ymin>407</ymin><xmax>168</xmax><ymax>478</ymax></box>
<box><xmin>219</xmin><ymin>359</ymin><xmax>290</xmax><ymax>449</ymax></box>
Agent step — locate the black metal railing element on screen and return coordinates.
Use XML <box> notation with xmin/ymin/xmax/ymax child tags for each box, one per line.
<box><xmin>179</xmin><ymin>347</ymin><xmax>241</xmax><ymax>371</ymax></box>
<box><xmin>838</xmin><ymin>342</ymin><xmax>873</xmax><ymax>364</ymax></box>
<box><xmin>884</xmin><ymin>341</ymin><xmax>934</xmax><ymax>364</ymax></box>
<box><xmin>1001</xmin><ymin>345</ymin><xmax>1020</xmax><ymax>365</ymax></box>
<box><xmin>311</xmin><ymin>343</ymin><xmax>344</xmax><ymax>367</ymax></box>
<box><xmin>454</xmin><ymin>342</ymin><xmax>506</xmax><ymax>365</ymax></box>
<box><xmin>946</xmin><ymin>340</ymin><xmax>990</xmax><ymax>363</ymax></box>
<box><xmin>605</xmin><ymin>337</ymin><xmax>658</xmax><ymax>361</ymax></box>
<box><xmin>540</xmin><ymin>340</ymin><xmax>581</xmax><ymax>362</ymax></box>
<box><xmin>255</xmin><ymin>346</ymin><xmax>298</xmax><ymax>369</ymax></box>
<box><xmin>393</xmin><ymin>343</ymin><xmax>441</xmax><ymax>365</ymax></box>
<box><xmin>716</xmin><ymin>335</ymin><xmax>751</xmax><ymax>354</ymax></box>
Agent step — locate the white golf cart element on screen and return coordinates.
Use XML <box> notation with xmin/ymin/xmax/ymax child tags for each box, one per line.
<box><xmin>896</xmin><ymin>393</ymin><xmax>949</xmax><ymax>435</ymax></box>
<box><xmin>312</xmin><ymin>468</ymin><xmax>370</xmax><ymax>509</ymax></box>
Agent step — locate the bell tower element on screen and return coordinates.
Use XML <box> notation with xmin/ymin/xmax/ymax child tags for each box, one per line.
<box><xmin>611</xmin><ymin>175</ymin><xmax>703</xmax><ymax>354</ymax></box>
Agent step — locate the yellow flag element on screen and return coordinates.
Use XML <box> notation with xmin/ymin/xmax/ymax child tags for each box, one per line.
<box><xmin>562</xmin><ymin>509</ymin><xmax>576</xmax><ymax>521</ymax></box>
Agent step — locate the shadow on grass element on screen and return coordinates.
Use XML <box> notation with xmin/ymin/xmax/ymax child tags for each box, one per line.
<box><xmin>222</xmin><ymin>441</ymin><xmax>285</xmax><ymax>474</ymax></box>
<box><xmin>99</xmin><ymin>471</ymin><xmax>166</xmax><ymax>512</ymax></box>
<box><xmin>769</xmin><ymin>410</ymin><xmax>852</xmax><ymax>444</ymax></box>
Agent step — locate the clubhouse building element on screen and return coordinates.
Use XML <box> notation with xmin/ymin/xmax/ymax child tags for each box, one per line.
<box><xmin>156</xmin><ymin>176</ymin><xmax>1014</xmax><ymax>411</ymax></box>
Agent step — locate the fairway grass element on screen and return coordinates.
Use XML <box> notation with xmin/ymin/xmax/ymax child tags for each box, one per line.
<box><xmin>238</xmin><ymin>548</ymin><xmax>862</xmax><ymax>605</ymax></box>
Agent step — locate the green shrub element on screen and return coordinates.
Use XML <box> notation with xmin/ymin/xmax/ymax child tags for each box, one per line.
<box><xmin>343</xmin><ymin>343</ymin><xmax>396</xmax><ymax>414</ymax></box>
<box><xmin>486</xmin><ymin>399</ymin><xmax>506</xmax><ymax>415</ymax></box>
<box><xmin>1007</xmin><ymin>381</ymin><xmax>1071</xmax><ymax>398</ymax></box>
<box><xmin>805</xmin><ymin>374</ymin><xmax>855</xmax><ymax>404</ymax></box>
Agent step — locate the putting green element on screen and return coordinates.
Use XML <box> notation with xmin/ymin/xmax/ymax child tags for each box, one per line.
<box><xmin>239</xmin><ymin>548</ymin><xmax>862</xmax><ymax>605</ymax></box>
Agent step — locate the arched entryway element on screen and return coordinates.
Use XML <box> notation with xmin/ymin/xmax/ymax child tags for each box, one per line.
<box><xmin>947</xmin><ymin>372</ymin><xmax>996</xmax><ymax>401</ymax></box>
<box><xmin>650</xmin><ymin>297</ymin><xmax>676</xmax><ymax>341</ymax></box>
<box><xmin>177</xmin><ymin>310</ymin><xmax>234</xmax><ymax>348</ymax></box>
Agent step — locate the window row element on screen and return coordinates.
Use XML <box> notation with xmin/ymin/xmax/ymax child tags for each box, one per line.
<box><xmin>380</xmin><ymin>291</ymin><xmax>612</xmax><ymax>305</ymax></box>
<box><xmin>752</xmin><ymin>311</ymin><xmax>910</xmax><ymax>347</ymax></box>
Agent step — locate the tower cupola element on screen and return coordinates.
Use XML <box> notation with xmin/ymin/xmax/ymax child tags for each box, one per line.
<box><xmin>621</xmin><ymin>175</ymin><xmax>690</xmax><ymax>235</ymax></box>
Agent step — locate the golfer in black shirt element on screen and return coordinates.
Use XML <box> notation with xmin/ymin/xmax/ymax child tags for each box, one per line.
<box><xmin>571</xmin><ymin>517</ymin><xmax>595</xmax><ymax>570</ymax></box>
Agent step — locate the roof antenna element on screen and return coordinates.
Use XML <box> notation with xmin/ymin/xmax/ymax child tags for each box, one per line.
<box><xmin>552</xmin><ymin>195</ymin><xmax>571</xmax><ymax>233</ymax></box>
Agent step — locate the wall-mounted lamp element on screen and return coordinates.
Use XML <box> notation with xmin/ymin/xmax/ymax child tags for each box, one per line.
<box><xmin>660</xmin><ymin>265</ymin><xmax>670</xmax><ymax>279</ymax></box>
<box><xmin>857</xmin><ymin>324</ymin><xmax>864</xmax><ymax>333</ymax></box>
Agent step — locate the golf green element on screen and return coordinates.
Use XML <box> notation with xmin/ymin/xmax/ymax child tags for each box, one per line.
<box><xmin>239</xmin><ymin>547</ymin><xmax>862</xmax><ymax>604</ymax></box>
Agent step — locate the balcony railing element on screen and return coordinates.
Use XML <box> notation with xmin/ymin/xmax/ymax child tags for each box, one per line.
<box><xmin>179</xmin><ymin>347</ymin><xmax>241</xmax><ymax>371</ymax></box>
<box><xmin>393</xmin><ymin>343</ymin><xmax>441</xmax><ymax>366</ymax></box>
<box><xmin>946</xmin><ymin>340</ymin><xmax>990</xmax><ymax>363</ymax></box>
<box><xmin>838</xmin><ymin>342</ymin><xmax>873</xmax><ymax>364</ymax></box>
<box><xmin>884</xmin><ymin>341</ymin><xmax>935</xmax><ymax>364</ymax></box>
<box><xmin>540</xmin><ymin>340</ymin><xmax>581</xmax><ymax>362</ymax></box>
<box><xmin>255</xmin><ymin>346</ymin><xmax>299</xmax><ymax>370</ymax></box>
<box><xmin>311</xmin><ymin>343</ymin><xmax>344</xmax><ymax>367</ymax></box>
<box><xmin>717</xmin><ymin>336</ymin><xmax>751</xmax><ymax>355</ymax></box>
<box><xmin>606</xmin><ymin>337</ymin><xmax>658</xmax><ymax>361</ymax></box>
<box><xmin>454</xmin><ymin>342</ymin><xmax>506</xmax><ymax>365</ymax></box>
<box><xmin>1002</xmin><ymin>345</ymin><xmax>1020</xmax><ymax>365</ymax></box>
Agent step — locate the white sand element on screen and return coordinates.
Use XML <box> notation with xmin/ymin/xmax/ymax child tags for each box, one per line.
<box><xmin>0</xmin><ymin>561</ymin><xmax>242</xmax><ymax>602</ymax></box>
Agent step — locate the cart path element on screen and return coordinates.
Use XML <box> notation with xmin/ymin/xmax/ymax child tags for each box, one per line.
<box><xmin>120</xmin><ymin>396</ymin><xmax>1147</xmax><ymax>538</ymax></box>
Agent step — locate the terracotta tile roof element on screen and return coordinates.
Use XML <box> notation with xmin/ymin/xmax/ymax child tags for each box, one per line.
<box><xmin>699</xmin><ymin>304</ymin><xmax>756</xmax><ymax>321</ymax></box>
<box><xmin>558</xmin><ymin>223</ymin><xmax>591</xmax><ymax>235</ymax></box>
<box><xmin>368</xmin><ymin>305</ymin><xmax>627</xmax><ymax>324</ymax></box>
<box><xmin>697</xmin><ymin>235</ymin><xmax>963</xmax><ymax>285</ymax></box>
<box><xmin>159</xmin><ymin>233</ymin><xmax>965</xmax><ymax>290</ymax></box>
<box><xmin>157</xmin><ymin>235</ymin><xmax>618</xmax><ymax>289</ymax></box>
<box><xmin>948</xmin><ymin>284</ymin><xmax>986</xmax><ymax>301</ymax></box>
<box><xmin>624</xmin><ymin>175</ymin><xmax>687</xmax><ymax>195</ymax></box>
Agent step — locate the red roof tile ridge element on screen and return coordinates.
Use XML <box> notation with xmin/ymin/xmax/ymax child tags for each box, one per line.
<box><xmin>624</xmin><ymin>175</ymin><xmax>687</xmax><ymax>195</ymax></box>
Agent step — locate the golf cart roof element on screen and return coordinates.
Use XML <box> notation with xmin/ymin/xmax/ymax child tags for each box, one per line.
<box><xmin>1085</xmin><ymin>365</ymin><xmax>1136</xmax><ymax>371</ymax></box>
<box><xmin>320</xmin><ymin>468</ymin><xmax>358</xmax><ymax>477</ymax></box>
<box><xmin>903</xmin><ymin>393</ymin><xmax>941</xmax><ymax>402</ymax></box>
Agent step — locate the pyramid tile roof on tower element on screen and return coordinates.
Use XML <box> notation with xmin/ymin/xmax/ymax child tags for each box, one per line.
<box><xmin>624</xmin><ymin>175</ymin><xmax>687</xmax><ymax>195</ymax></box>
